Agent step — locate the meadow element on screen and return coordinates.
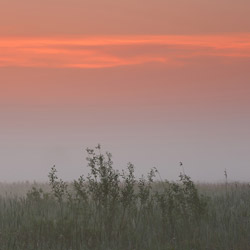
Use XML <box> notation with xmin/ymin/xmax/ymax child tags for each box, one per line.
<box><xmin>0</xmin><ymin>146</ymin><xmax>249</xmax><ymax>250</ymax></box>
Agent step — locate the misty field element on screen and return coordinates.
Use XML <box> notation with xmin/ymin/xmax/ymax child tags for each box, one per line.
<box><xmin>0</xmin><ymin>146</ymin><xmax>250</xmax><ymax>250</ymax></box>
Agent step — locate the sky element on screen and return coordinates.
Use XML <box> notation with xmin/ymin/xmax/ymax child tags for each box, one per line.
<box><xmin>0</xmin><ymin>0</ymin><xmax>250</xmax><ymax>182</ymax></box>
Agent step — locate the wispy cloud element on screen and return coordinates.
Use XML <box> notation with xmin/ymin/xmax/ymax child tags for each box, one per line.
<box><xmin>0</xmin><ymin>34</ymin><xmax>250</xmax><ymax>68</ymax></box>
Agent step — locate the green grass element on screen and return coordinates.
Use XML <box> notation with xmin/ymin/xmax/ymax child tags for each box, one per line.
<box><xmin>0</xmin><ymin>145</ymin><xmax>249</xmax><ymax>250</ymax></box>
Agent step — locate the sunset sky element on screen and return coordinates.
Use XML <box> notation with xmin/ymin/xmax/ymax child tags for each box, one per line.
<box><xmin>1</xmin><ymin>0</ymin><xmax>250</xmax><ymax>182</ymax></box>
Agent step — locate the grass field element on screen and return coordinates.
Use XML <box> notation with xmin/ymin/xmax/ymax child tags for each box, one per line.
<box><xmin>0</xmin><ymin>146</ymin><xmax>249</xmax><ymax>250</ymax></box>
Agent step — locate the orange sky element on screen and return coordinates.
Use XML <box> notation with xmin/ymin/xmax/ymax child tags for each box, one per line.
<box><xmin>0</xmin><ymin>0</ymin><xmax>250</xmax><ymax>182</ymax></box>
<box><xmin>1</xmin><ymin>34</ymin><xmax>250</xmax><ymax>68</ymax></box>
